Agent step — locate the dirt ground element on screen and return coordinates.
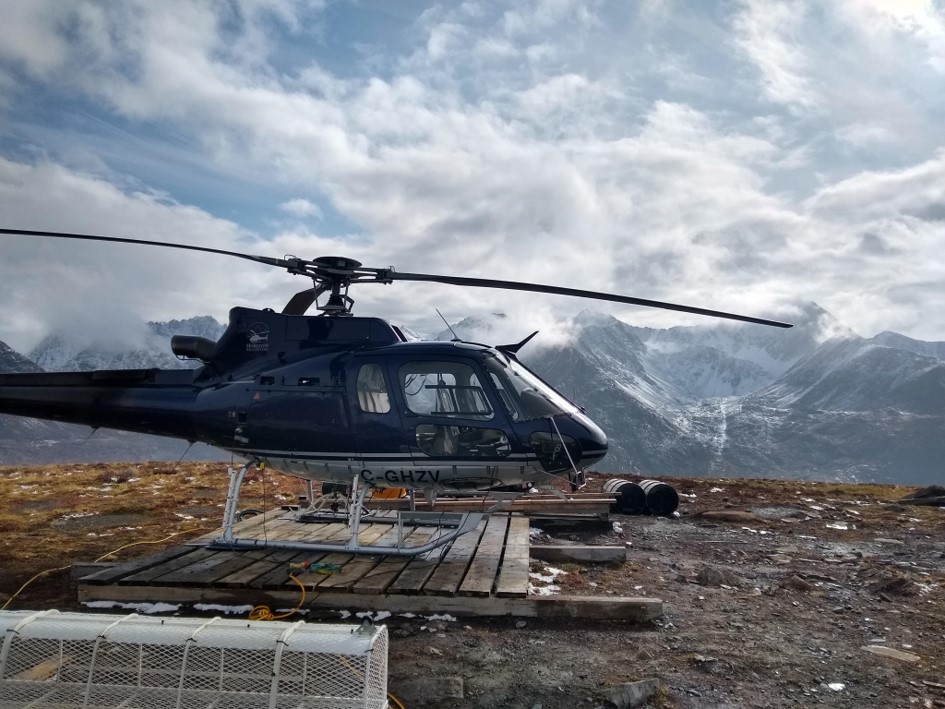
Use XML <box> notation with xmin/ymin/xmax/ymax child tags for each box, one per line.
<box><xmin>1</xmin><ymin>463</ymin><xmax>944</xmax><ymax>708</ymax></box>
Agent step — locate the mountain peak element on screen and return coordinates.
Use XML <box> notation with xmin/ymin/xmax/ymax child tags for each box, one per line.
<box><xmin>28</xmin><ymin>316</ymin><xmax>226</xmax><ymax>372</ymax></box>
<box><xmin>0</xmin><ymin>340</ymin><xmax>43</xmax><ymax>373</ymax></box>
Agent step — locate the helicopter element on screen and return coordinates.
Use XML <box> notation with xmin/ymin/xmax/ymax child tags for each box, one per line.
<box><xmin>0</xmin><ymin>228</ymin><xmax>792</xmax><ymax>556</ymax></box>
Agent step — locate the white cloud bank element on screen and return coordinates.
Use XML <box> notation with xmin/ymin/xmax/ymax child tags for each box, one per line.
<box><xmin>0</xmin><ymin>0</ymin><xmax>944</xmax><ymax>351</ymax></box>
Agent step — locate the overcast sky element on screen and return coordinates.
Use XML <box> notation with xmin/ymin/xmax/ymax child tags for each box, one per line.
<box><xmin>1</xmin><ymin>0</ymin><xmax>944</xmax><ymax>352</ymax></box>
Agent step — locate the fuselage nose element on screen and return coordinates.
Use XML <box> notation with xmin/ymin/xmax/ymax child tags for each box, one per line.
<box><xmin>574</xmin><ymin>413</ymin><xmax>608</xmax><ymax>467</ymax></box>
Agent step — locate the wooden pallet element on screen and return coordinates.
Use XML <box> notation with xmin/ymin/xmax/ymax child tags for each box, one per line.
<box><xmin>78</xmin><ymin>509</ymin><xmax>661</xmax><ymax>621</ymax></box>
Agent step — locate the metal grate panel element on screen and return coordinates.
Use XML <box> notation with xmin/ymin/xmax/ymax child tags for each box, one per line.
<box><xmin>0</xmin><ymin>610</ymin><xmax>388</xmax><ymax>709</ymax></box>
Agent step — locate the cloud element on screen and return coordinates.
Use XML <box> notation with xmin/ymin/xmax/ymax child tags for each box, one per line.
<box><xmin>0</xmin><ymin>0</ymin><xmax>944</xmax><ymax>349</ymax></box>
<box><xmin>732</xmin><ymin>0</ymin><xmax>819</xmax><ymax>109</ymax></box>
<box><xmin>279</xmin><ymin>198</ymin><xmax>322</xmax><ymax>219</ymax></box>
<box><xmin>0</xmin><ymin>157</ymin><xmax>347</xmax><ymax>351</ymax></box>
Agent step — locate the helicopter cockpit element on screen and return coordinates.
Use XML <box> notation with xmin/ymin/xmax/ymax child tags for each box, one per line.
<box><xmin>385</xmin><ymin>350</ymin><xmax>606</xmax><ymax>475</ymax></box>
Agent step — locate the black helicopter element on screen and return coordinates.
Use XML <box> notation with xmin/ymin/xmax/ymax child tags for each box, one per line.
<box><xmin>0</xmin><ymin>228</ymin><xmax>792</xmax><ymax>555</ymax></box>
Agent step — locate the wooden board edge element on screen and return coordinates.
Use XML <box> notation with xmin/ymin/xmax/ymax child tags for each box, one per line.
<box><xmin>78</xmin><ymin>584</ymin><xmax>663</xmax><ymax>621</ymax></box>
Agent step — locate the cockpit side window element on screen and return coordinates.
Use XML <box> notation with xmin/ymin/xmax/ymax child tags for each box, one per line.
<box><xmin>357</xmin><ymin>363</ymin><xmax>391</xmax><ymax>414</ymax></box>
<box><xmin>400</xmin><ymin>361</ymin><xmax>493</xmax><ymax>420</ymax></box>
<box><xmin>483</xmin><ymin>355</ymin><xmax>578</xmax><ymax>421</ymax></box>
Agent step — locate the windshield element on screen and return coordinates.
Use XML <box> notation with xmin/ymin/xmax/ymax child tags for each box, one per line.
<box><xmin>483</xmin><ymin>355</ymin><xmax>578</xmax><ymax>421</ymax></box>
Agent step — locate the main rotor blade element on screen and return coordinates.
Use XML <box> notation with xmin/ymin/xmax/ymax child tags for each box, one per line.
<box><xmin>0</xmin><ymin>228</ymin><xmax>284</xmax><ymax>268</ymax></box>
<box><xmin>282</xmin><ymin>286</ymin><xmax>327</xmax><ymax>315</ymax></box>
<box><xmin>389</xmin><ymin>271</ymin><xmax>793</xmax><ymax>328</ymax></box>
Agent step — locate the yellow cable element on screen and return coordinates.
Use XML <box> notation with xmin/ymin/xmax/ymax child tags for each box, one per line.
<box><xmin>1</xmin><ymin>527</ymin><xmax>205</xmax><ymax>610</ymax></box>
<box><xmin>94</xmin><ymin>528</ymin><xmax>203</xmax><ymax>561</ymax></box>
<box><xmin>1</xmin><ymin>565</ymin><xmax>71</xmax><ymax>610</ymax></box>
<box><xmin>247</xmin><ymin>574</ymin><xmax>306</xmax><ymax>621</ymax></box>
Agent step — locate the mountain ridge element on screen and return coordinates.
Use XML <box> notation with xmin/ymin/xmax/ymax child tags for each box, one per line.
<box><xmin>2</xmin><ymin>306</ymin><xmax>942</xmax><ymax>483</ymax></box>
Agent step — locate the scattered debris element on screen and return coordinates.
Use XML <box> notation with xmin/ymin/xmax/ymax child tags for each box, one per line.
<box><xmin>781</xmin><ymin>575</ymin><xmax>815</xmax><ymax>592</ymax></box>
<box><xmin>874</xmin><ymin>538</ymin><xmax>905</xmax><ymax>545</ymax></box>
<box><xmin>605</xmin><ymin>677</ymin><xmax>661</xmax><ymax>709</ymax></box>
<box><xmin>696</xmin><ymin>565</ymin><xmax>742</xmax><ymax>587</ymax></box>
<box><xmin>869</xmin><ymin>575</ymin><xmax>919</xmax><ymax>597</ymax></box>
<box><xmin>861</xmin><ymin>645</ymin><xmax>922</xmax><ymax>663</ymax></box>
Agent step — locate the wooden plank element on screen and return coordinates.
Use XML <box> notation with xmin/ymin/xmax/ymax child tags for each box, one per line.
<box><xmin>287</xmin><ymin>521</ymin><xmax>349</xmax><ymax>543</ymax></box>
<box><xmin>78</xmin><ymin>583</ymin><xmax>664</xmax><ymax>621</ymax></box>
<box><xmin>422</xmin><ymin>519</ymin><xmax>487</xmax><ymax>596</ymax></box>
<box><xmin>119</xmin><ymin>547</ymin><xmax>219</xmax><ymax>584</ymax></box>
<box><xmin>313</xmin><ymin>525</ymin><xmax>398</xmax><ymax>591</ymax></box>
<box><xmin>495</xmin><ymin>516</ymin><xmax>531</xmax><ymax>598</ymax></box>
<box><xmin>242</xmin><ymin>522</ymin><xmax>388</xmax><ymax>590</ymax></box>
<box><xmin>189</xmin><ymin>508</ymin><xmax>288</xmax><ymax>542</ymax></box>
<box><xmin>291</xmin><ymin>553</ymin><xmax>354</xmax><ymax>590</ymax></box>
<box><xmin>351</xmin><ymin>528</ymin><xmax>439</xmax><ymax>595</ymax></box>
<box><xmin>186</xmin><ymin>549</ymin><xmax>280</xmax><ymax>585</ymax></box>
<box><xmin>386</xmin><ymin>554</ymin><xmax>439</xmax><ymax>595</ymax></box>
<box><xmin>236</xmin><ymin>518</ymin><xmax>347</xmax><ymax>546</ymax></box>
<box><xmin>249</xmin><ymin>551</ymin><xmax>323</xmax><ymax>590</ymax></box>
<box><xmin>530</xmin><ymin>545</ymin><xmax>627</xmax><ymax>564</ymax></box>
<box><xmin>214</xmin><ymin>549</ymin><xmax>301</xmax><ymax>588</ymax></box>
<box><xmin>150</xmin><ymin>551</ymin><xmax>243</xmax><ymax>585</ymax></box>
<box><xmin>458</xmin><ymin>515</ymin><xmax>509</xmax><ymax>597</ymax></box>
<box><xmin>316</xmin><ymin>522</ymin><xmax>359</xmax><ymax>544</ymax></box>
<box><xmin>79</xmin><ymin>544</ymin><xmax>196</xmax><ymax>584</ymax></box>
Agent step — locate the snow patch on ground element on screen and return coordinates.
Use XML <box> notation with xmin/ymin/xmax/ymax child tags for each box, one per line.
<box><xmin>83</xmin><ymin>601</ymin><xmax>180</xmax><ymax>614</ymax></box>
<box><xmin>528</xmin><ymin>583</ymin><xmax>561</xmax><ymax>596</ymax></box>
<box><xmin>356</xmin><ymin>610</ymin><xmax>392</xmax><ymax>622</ymax></box>
<box><xmin>193</xmin><ymin>604</ymin><xmax>255</xmax><ymax>614</ymax></box>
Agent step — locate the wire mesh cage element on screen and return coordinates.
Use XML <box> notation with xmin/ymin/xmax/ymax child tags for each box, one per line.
<box><xmin>0</xmin><ymin>610</ymin><xmax>388</xmax><ymax>709</ymax></box>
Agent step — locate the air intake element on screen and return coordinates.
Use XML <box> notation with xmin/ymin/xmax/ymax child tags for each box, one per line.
<box><xmin>0</xmin><ymin>610</ymin><xmax>388</xmax><ymax>708</ymax></box>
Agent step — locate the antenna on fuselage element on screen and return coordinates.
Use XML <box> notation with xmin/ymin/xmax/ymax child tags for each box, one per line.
<box><xmin>436</xmin><ymin>308</ymin><xmax>461</xmax><ymax>341</ymax></box>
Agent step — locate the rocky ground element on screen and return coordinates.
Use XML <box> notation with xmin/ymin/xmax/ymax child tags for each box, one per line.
<box><xmin>1</xmin><ymin>464</ymin><xmax>943</xmax><ymax>708</ymax></box>
<box><xmin>385</xmin><ymin>476</ymin><xmax>945</xmax><ymax>708</ymax></box>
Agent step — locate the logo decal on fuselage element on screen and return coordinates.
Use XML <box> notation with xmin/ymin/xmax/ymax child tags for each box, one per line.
<box><xmin>246</xmin><ymin>322</ymin><xmax>270</xmax><ymax>352</ymax></box>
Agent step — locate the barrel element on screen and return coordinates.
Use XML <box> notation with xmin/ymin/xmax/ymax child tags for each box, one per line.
<box><xmin>602</xmin><ymin>478</ymin><xmax>646</xmax><ymax>515</ymax></box>
<box><xmin>639</xmin><ymin>479</ymin><xmax>679</xmax><ymax>516</ymax></box>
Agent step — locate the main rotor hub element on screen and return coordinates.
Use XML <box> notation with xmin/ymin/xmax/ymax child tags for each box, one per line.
<box><xmin>311</xmin><ymin>256</ymin><xmax>363</xmax><ymax>276</ymax></box>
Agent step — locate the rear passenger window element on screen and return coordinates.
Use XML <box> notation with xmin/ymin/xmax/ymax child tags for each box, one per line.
<box><xmin>357</xmin><ymin>363</ymin><xmax>391</xmax><ymax>414</ymax></box>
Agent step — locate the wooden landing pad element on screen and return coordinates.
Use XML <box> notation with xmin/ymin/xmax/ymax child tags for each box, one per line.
<box><xmin>78</xmin><ymin>510</ymin><xmax>661</xmax><ymax>621</ymax></box>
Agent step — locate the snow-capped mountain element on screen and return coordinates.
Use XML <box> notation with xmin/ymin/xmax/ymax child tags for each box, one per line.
<box><xmin>757</xmin><ymin>337</ymin><xmax>945</xmax><ymax>414</ymax></box>
<box><xmin>0</xmin><ymin>320</ymin><xmax>229</xmax><ymax>464</ymax></box>
<box><xmin>2</xmin><ymin>304</ymin><xmax>943</xmax><ymax>483</ymax></box>
<box><xmin>514</xmin><ymin>303</ymin><xmax>944</xmax><ymax>484</ymax></box>
<box><xmin>0</xmin><ymin>339</ymin><xmax>63</xmax><ymax>450</ymax></box>
<box><xmin>869</xmin><ymin>331</ymin><xmax>945</xmax><ymax>360</ymax></box>
<box><xmin>29</xmin><ymin>316</ymin><xmax>226</xmax><ymax>372</ymax></box>
<box><xmin>0</xmin><ymin>340</ymin><xmax>43</xmax><ymax>374</ymax></box>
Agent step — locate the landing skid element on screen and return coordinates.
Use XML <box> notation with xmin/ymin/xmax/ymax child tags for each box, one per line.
<box><xmin>205</xmin><ymin>462</ymin><xmax>485</xmax><ymax>557</ymax></box>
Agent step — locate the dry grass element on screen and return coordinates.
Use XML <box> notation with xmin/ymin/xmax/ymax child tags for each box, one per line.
<box><xmin>2</xmin><ymin>463</ymin><xmax>941</xmax><ymax>609</ymax></box>
<box><xmin>0</xmin><ymin>461</ymin><xmax>307</xmax><ymax>607</ymax></box>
